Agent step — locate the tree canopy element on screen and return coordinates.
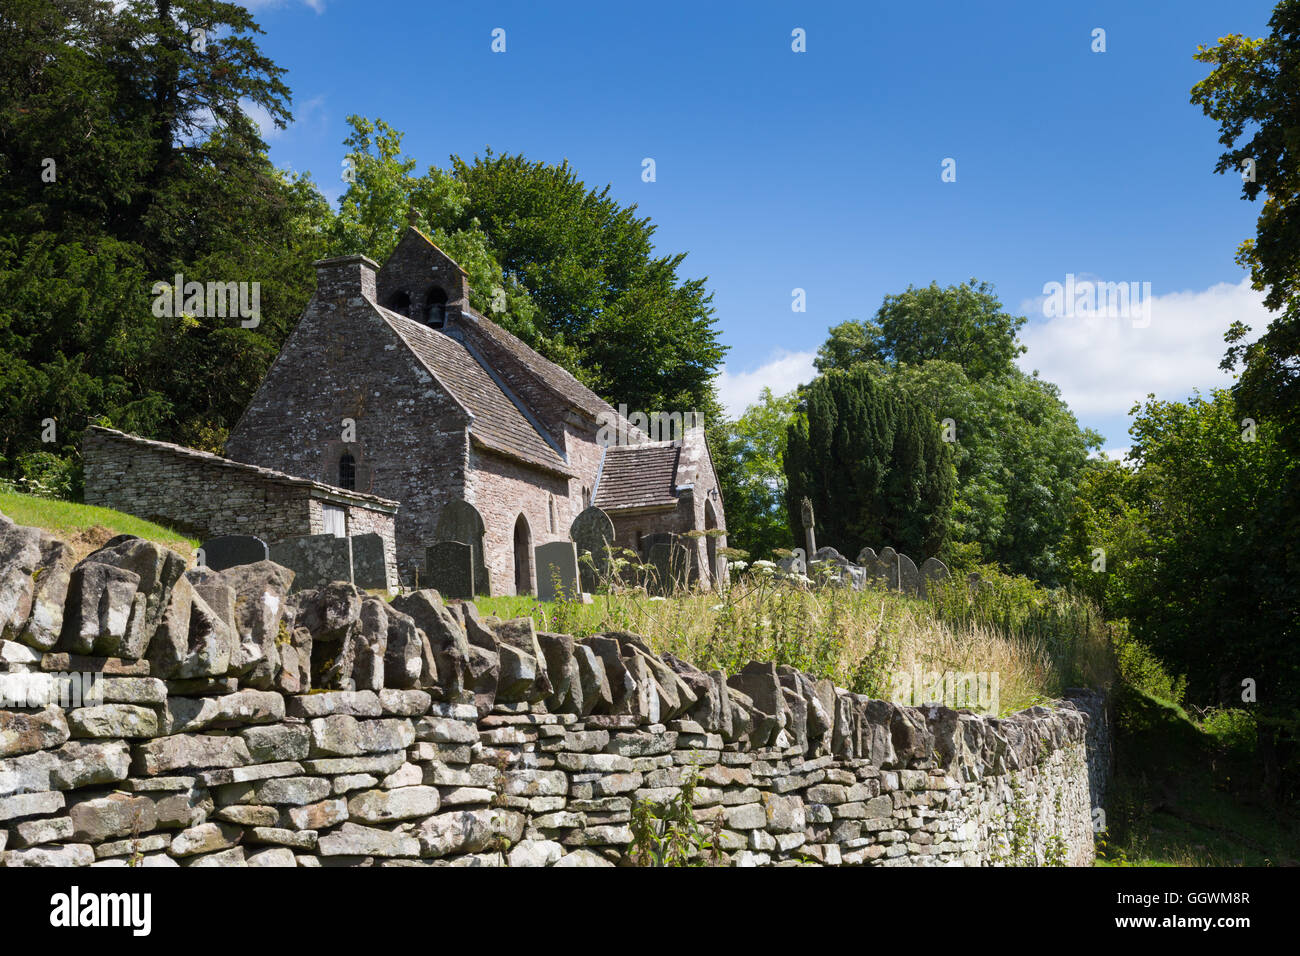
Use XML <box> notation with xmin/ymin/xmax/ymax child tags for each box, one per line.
<box><xmin>804</xmin><ymin>281</ymin><xmax>1099</xmax><ymax>579</ymax></box>
<box><xmin>815</xmin><ymin>279</ymin><xmax>1027</xmax><ymax>381</ymax></box>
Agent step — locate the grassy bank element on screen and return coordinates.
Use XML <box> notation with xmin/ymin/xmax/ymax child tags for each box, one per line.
<box><xmin>0</xmin><ymin>489</ymin><xmax>198</xmax><ymax>563</ymax></box>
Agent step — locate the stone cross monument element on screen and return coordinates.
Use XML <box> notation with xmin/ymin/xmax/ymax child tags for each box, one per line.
<box><xmin>800</xmin><ymin>496</ymin><xmax>816</xmax><ymax>557</ymax></box>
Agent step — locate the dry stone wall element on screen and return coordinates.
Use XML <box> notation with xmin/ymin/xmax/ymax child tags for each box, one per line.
<box><xmin>0</xmin><ymin>510</ymin><xmax>1107</xmax><ymax>867</ymax></box>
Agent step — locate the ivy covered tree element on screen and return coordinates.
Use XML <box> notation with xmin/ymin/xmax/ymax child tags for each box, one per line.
<box><xmin>784</xmin><ymin>366</ymin><xmax>954</xmax><ymax>560</ymax></box>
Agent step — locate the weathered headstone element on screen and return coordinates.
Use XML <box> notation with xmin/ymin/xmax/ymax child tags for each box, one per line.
<box><xmin>569</xmin><ymin>506</ymin><xmax>615</xmax><ymax>593</ymax></box>
<box><xmin>198</xmin><ymin>535</ymin><xmax>269</xmax><ymax>572</ymax></box>
<box><xmin>535</xmin><ymin>541</ymin><xmax>580</xmax><ymax>603</ymax></box>
<box><xmin>919</xmin><ymin>556</ymin><xmax>951</xmax><ymax>598</ymax></box>
<box><xmin>877</xmin><ymin>547</ymin><xmax>900</xmax><ymax>590</ymax></box>
<box><xmin>424</xmin><ymin>541</ymin><xmax>475</xmax><ymax>600</ymax></box>
<box><xmin>777</xmin><ymin>547</ymin><xmax>806</xmax><ymax>576</ymax></box>
<box><xmin>350</xmin><ymin>533</ymin><xmax>391</xmax><ymax>592</ymax></box>
<box><xmin>434</xmin><ymin>500</ymin><xmax>490</xmax><ymax>596</ymax></box>
<box><xmin>269</xmin><ymin>535</ymin><xmax>352</xmax><ymax>592</ymax></box>
<box><xmin>897</xmin><ymin>552</ymin><xmax>921</xmax><ymax>597</ymax></box>
<box><xmin>646</xmin><ymin>541</ymin><xmax>691</xmax><ymax>595</ymax></box>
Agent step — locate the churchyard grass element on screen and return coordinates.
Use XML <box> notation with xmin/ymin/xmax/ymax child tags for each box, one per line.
<box><xmin>476</xmin><ymin>568</ymin><xmax>1114</xmax><ymax>718</ymax></box>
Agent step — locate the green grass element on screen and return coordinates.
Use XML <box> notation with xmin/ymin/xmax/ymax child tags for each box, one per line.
<box><xmin>476</xmin><ymin>569</ymin><xmax>1113</xmax><ymax>717</ymax></box>
<box><xmin>0</xmin><ymin>490</ymin><xmax>197</xmax><ymax>559</ymax></box>
<box><xmin>1097</xmin><ymin>687</ymin><xmax>1300</xmax><ymax>867</ymax></box>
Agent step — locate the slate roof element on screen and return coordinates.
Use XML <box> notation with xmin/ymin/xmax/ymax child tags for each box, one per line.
<box><xmin>87</xmin><ymin>427</ymin><xmax>400</xmax><ymax>510</ymax></box>
<box><xmin>376</xmin><ymin>306</ymin><xmax>572</xmax><ymax>476</ymax></box>
<box><xmin>456</xmin><ymin>307</ymin><xmax>616</xmax><ymax>423</ymax></box>
<box><xmin>593</xmin><ymin>443</ymin><xmax>681</xmax><ymax>511</ymax></box>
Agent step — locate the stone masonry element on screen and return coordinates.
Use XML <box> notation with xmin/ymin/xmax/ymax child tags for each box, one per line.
<box><xmin>82</xmin><ymin>427</ymin><xmax>399</xmax><ymax>589</ymax></box>
<box><xmin>0</xmin><ymin>511</ymin><xmax>1107</xmax><ymax>867</ymax></box>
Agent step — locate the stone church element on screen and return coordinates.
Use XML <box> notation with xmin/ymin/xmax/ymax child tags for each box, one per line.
<box><xmin>218</xmin><ymin>227</ymin><xmax>727</xmax><ymax>595</ymax></box>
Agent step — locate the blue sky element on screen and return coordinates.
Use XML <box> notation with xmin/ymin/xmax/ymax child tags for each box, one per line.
<box><xmin>242</xmin><ymin>0</ymin><xmax>1278</xmax><ymax>453</ymax></box>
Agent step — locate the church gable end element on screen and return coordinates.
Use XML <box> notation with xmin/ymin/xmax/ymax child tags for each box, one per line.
<box><xmin>225</xmin><ymin>253</ymin><xmax>473</xmax><ymax>580</ymax></box>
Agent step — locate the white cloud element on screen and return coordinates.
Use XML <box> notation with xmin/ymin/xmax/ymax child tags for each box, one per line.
<box><xmin>240</xmin><ymin>99</ymin><xmax>283</xmax><ymax>141</ymax></box>
<box><xmin>717</xmin><ymin>350</ymin><xmax>816</xmax><ymax>418</ymax></box>
<box><xmin>240</xmin><ymin>94</ymin><xmax>325</xmax><ymax>144</ymax></box>
<box><xmin>1017</xmin><ymin>277</ymin><xmax>1269</xmax><ymax>420</ymax></box>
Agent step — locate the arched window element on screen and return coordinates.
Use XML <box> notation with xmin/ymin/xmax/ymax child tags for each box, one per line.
<box><xmin>338</xmin><ymin>452</ymin><xmax>356</xmax><ymax>491</ymax></box>
<box><xmin>388</xmin><ymin>290</ymin><xmax>412</xmax><ymax>318</ymax></box>
<box><xmin>549</xmin><ymin>495</ymin><xmax>557</xmax><ymax>533</ymax></box>
<box><xmin>426</xmin><ymin>286</ymin><xmax>448</xmax><ymax>328</ymax></box>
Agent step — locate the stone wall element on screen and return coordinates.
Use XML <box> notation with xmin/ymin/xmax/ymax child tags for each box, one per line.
<box><xmin>83</xmin><ymin>427</ymin><xmax>398</xmax><ymax>582</ymax></box>
<box><xmin>0</xmin><ymin>512</ymin><xmax>1107</xmax><ymax>868</ymax></box>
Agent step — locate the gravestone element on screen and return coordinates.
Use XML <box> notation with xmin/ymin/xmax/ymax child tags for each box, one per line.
<box><xmin>269</xmin><ymin>535</ymin><xmax>352</xmax><ymax>592</ymax></box>
<box><xmin>640</xmin><ymin>532</ymin><xmax>673</xmax><ymax>555</ymax></box>
<box><xmin>919</xmin><ymin>557</ymin><xmax>951</xmax><ymax>598</ymax></box>
<box><xmin>535</xmin><ymin>541</ymin><xmax>580</xmax><ymax>603</ymax></box>
<box><xmin>569</xmin><ymin>506</ymin><xmax>615</xmax><ymax>593</ymax></box>
<box><xmin>877</xmin><ymin>547</ymin><xmax>900</xmax><ymax>590</ymax></box>
<box><xmin>199</xmin><ymin>534</ymin><xmax>269</xmax><ymax>571</ymax></box>
<box><xmin>777</xmin><ymin>547</ymin><xmax>806</xmax><ymax>576</ymax></box>
<box><xmin>434</xmin><ymin>500</ymin><xmax>491</xmax><ymax>596</ymax></box>
<box><xmin>425</xmin><ymin>541</ymin><xmax>475</xmax><ymax>600</ymax></box>
<box><xmin>810</xmin><ymin>546</ymin><xmax>855</xmax><ymax>588</ymax></box>
<box><xmin>350</xmin><ymin>533</ymin><xmax>391</xmax><ymax>591</ymax></box>
<box><xmin>856</xmin><ymin>546</ymin><xmax>892</xmax><ymax>588</ymax></box>
<box><xmin>897</xmin><ymin>552</ymin><xmax>921</xmax><ymax>597</ymax></box>
<box><xmin>646</xmin><ymin>541</ymin><xmax>691</xmax><ymax>595</ymax></box>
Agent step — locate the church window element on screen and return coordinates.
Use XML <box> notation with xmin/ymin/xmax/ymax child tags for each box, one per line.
<box><xmin>338</xmin><ymin>452</ymin><xmax>356</xmax><ymax>491</ymax></box>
